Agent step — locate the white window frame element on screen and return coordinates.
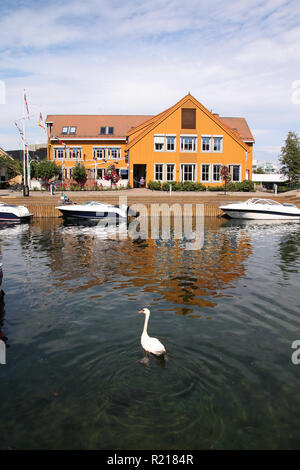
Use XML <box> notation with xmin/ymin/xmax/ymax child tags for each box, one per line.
<box><xmin>201</xmin><ymin>135</ymin><xmax>211</xmax><ymax>152</ymax></box>
<box><xmin>154</xmin><ymin>163</ymin><xmax>164</xmax><ymax>181</ymax></box>
<box><xmin>107</xmin><ymin>147</ymin><xmax>121</xmax><ymax>160</ymax></box>
<box><xmin>212</xmin><ymin>164</ymin><xmax>222</xmax><ymax>182</ymax></box>
<box><xmin>53</xmin><ymin>147</ymin><xmax>66</xmax><ymax>159</ymax></box>
<box><xmin>93</xmin><ymin>147</ymin><xmax>106</xmax><ymax>160</ymax></box>
<box><xmin>180</xmin><ymin>164</ymin><xmax>197</xmax><ymax>182</ymax></box>
<box><xmin>229</xmin><ymin>164</ymin><xmax>241</xmax><ymax>182</ymax></box>
<box><xmin>69</xmin><ymin>147</ymin><xmax>82</xmax><ymax>159</ymax></box>
<box><xmin>166</xmin><ymin>163</ymin><xmax>176</xmax><ymax>181</ymax></box>
<box><xmin>212</xmin><ymin>135</ymin><xmax>223</xmax><ymax>153</ymax></box>
<box><xmin>154</xmin><ymin>135</ymin><xmax>165</xmax><ymax>152</ymax></box>
<box><xmin>201</xmin><ymin>164</ymin><xmax>211</xmax><ymax>183</ymax></box>
<box><xmin>166</xmin><ymin>135</ymin><xmax>176</xmax><ymax>152</ymax></box>
<box><xmin>180</xmin><ymin>135</ymin><xmax>197</xmax><ymax>152</ymax></box>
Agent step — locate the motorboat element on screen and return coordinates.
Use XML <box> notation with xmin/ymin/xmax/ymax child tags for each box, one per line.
<box><xmin>0</xmin><ymin>203</ymin><xmax>32</xmax><ymax>222</ymax></box>
<box><xmin>219</xmin><ymin>198</ymin><xmax>300</xmax><ymax>220</ymax></box>
<box><xmin>56</xmin><ymin>201</ymin><xmax>131</xmax><ymax>220</ymax></box>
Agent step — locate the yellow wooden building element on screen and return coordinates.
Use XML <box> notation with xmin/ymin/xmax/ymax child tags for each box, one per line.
<box><xmin>46</xmin><ymin>93</ymin><xmax>254</xmax><ymax>187</ymax></box>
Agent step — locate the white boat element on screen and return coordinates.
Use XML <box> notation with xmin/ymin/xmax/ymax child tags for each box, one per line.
<box><xmin>0</xmin><ymin>203</ymin><xmax>32</xmax><ymax>222</ymax></box>
<box><xmin>56</xmin><ymin>201</ymin><xmax>130</xmax><ymax>220</ymax></box>
<box><xmin>220</xmin><ymin>198</ymin><xmax>300</xmax><ymax>220</ymax></box>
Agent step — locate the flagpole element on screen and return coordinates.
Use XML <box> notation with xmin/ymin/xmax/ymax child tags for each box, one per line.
<box><xmin>22</xmin><ymin>89</ymin><xmax>28</xmax><ymax>196</ymax></box>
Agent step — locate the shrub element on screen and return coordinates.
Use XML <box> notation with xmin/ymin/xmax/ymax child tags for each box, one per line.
<box><xmin>234</xmin><ymin>180</ymin><xmax>255</xmax><ymax>192</ymax></box>
<box><xmin>148</xmin><ymin>180</ymin><xmax>161</xmax><ymax>190</ymax></box>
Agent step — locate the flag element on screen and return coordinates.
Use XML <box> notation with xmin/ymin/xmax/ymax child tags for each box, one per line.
<box><xmin>15</xmin><ymin>121</ymin><xmax>24</xmax><ymax>141</ymax></box>
<box><xmin>24</xmin><ymin>91</ymin><xmax>30</xmax><ymax>117</ymax></box>
<box><xmin>38</xmin><ymin>112</ymin><xmax>46</xmax><ymax>132</ymax></box>
<box><xmin>53</xmin><ymin>135</ymin><xmax>65</xmax><ymax>146</ymax></box>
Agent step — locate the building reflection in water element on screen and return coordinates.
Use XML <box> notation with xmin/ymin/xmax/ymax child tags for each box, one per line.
<box><xmin>19</xmin><ymin>217</ymin><xmax>252</xmax><ymax>317</ymax></box>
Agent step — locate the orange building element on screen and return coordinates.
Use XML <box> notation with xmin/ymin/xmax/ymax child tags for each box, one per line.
<box><xmin>46</xmin><ymin>93</ymin><xmax>254</xmax><ymax>187</ymax></box>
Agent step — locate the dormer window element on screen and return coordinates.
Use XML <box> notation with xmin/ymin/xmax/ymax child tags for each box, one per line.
<box><xmin>100</xmin><ymin>126</ymin><xmax>114</xmax><ymax>135</ymax></box>
<box><xmin>61</xmin><ymin>126</ymin><xmax>76</xmax><ymax>135</ymax></box>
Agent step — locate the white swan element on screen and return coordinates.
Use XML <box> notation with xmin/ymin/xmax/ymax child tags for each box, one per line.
<box><xmin>138</xmin><ymin>308</ymin><xmax>166</xmax><ymax>356</ymax></box>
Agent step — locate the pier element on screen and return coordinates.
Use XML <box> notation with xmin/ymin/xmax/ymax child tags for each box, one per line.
<box><xmin>1</xmin><ymin>189</ymin><xmax>299</xmax><ymax>218</ymax></box>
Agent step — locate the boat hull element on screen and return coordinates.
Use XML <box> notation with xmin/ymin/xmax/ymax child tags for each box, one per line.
<box><xmin>57</xmin><ymin>209</ymin><xmax>126</xmax><ymax>220</ymax></box>
<box><xmin>222</xmin><ymin>209</ymin><xmax>300</xmax><ymax>220</ymax></box>
<box><xmin>0</xmin><ymin>213</ymin><xmax>33</xmax><ymax>223</ymax></box>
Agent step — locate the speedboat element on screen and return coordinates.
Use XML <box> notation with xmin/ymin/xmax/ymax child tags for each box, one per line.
<box><xmin>0</xmin><ymin>203</ymin><xmax>32</xmax><ymax>222</ymax></box>
<box><xmin>220</xmin><ymin>198</ymin><xmax>300</xmax><ymax>220</ymax></box>
<box><xmin>56</xmin><ymin>201</ymin><xmax>130</xmax><ymax>220</ymax></box>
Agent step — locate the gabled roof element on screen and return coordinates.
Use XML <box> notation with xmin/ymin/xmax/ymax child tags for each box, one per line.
<box><xmin>46</xmin><ymin>115</ymin><xmax>153</xmax><ymax>139</ymax></box>
<box><xmin>126</xmin><ymin>93</ymin><xmax>252</xmax><ymax>151</ymax></box>
<box><xmin>219</xmin><ymin>117</ymin><xmax>254</xmax><ymax>142</ymax></box>
<box><xmin>0</xmin><ymin>147</ymin><xmax>13</xmax><ymax>159</ymax></box>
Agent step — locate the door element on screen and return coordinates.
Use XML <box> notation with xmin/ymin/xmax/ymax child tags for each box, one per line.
<box><xmin>133</xmin><ymin>164</ymin><xmax>147</xmax><ymax>188</ymax></box>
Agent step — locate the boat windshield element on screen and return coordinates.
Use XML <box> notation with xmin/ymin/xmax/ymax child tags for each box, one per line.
<box><xmin>245</xmin><ymin>198</ymin><xmax>281</xmax><ymax>206</ymax></box>
<box><xmin>81</xmin><ymin>201</ymin><xmax>103</xmax><ymax>206</ymax></box>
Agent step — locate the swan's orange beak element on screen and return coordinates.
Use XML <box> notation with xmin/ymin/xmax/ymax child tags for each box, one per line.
<box><xmin>138</xmin><ymin>309</ymin><xmax>144</xmax><ymax>314</ymax></box>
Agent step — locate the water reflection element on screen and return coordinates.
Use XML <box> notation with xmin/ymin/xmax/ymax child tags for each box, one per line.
<box><xmin>17</xmin><ymin>218</ymin><xmax>252</xmax><ymax>316</ymax></box>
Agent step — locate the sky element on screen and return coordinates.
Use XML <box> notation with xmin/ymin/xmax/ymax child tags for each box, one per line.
<box><xmin>0</xmin><ymin>0</ymin><xmax>300</xmax><ymax>163</ymax></box>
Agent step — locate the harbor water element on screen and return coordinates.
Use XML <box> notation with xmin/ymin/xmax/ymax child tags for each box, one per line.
<box><xmin>1</xmin><ymin>217</ymin><xmax>300</xmax><ymax>449</ymax></box>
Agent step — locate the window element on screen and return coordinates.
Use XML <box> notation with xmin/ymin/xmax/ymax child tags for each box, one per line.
<box><xmin>232</xmin><ymin>165</ymin><xmax>240</xmax><ymax>182</ymax></box>
<box><xmin>201</xmin><ymin>164</ymin><xmax>210</xmax><ymax>182</ymax></box>
<box><xmin>180</xmin><ymin>136</ymin><xmax>197</xmax><ymax>152</ymax></box>
<box><xmin>201</xmin><ymin>136</ymin><xmax>211</xmax><ymax>152</ymax></box>
<box><xmin>181</xmin><ymin>164</ymin><xmax>196</xmax><ymax>182</ymax></box>
<box><xmin>97</xmin><ymin>168</ymin><xmax>105</xmax><ymax>179</ymax></box>
<box><xmin>213</xmin><ymin>136</ymin><xmax>222</xmax><ymax>152</ymax></box>
<box><xmin>54</xmin><ymin>147</ymin><xmax>65</xmax><ymax>159</ymax></box>
<box><xmin>120</xmin><ymin>169</ymin><xmax>128</xmax><ymax>180</ymax></box>
<box><xmin>166</xmin><ymin>136</ymin><xmax>176</xmax><ymax>151</ymax></box>
<box><xmin>154</xmin><ymin>135</ymin><xmax>164</xmax><ymax>151</ymax></box>
<box><xmin>154</xmin><ymin>164</ymin><xmax>164</xmax><ymax>181</ymax></box>
<box><xmin>107</xmin><ymin>147</ymin><xmax>121</xmax><ymax>159</ymax></box>
<box><xmin>166</xmin><ymin>164</ymin><xmax>175</xmax><ymax>181</ymax></box>
<box><xmin>61</xmin><ymin>126</ymin><xmax>76</xmax><ymax>134</ymax></box>
<box><xmin>181</xmin><ymin>108</ymin><xmax>196</xmax><ymax>129</ymax></box>
<box><xmin>69</xmin><ymin>147</ymin><xmax>82</xmax><ymax>159</ymax></box>
<box><xmin>93</xmin><ymin>147</ymin><xmax>106</xmax><ymax>159</ymax></box>
<box><xmin>100</xmin><ymin>126</ymin><xmax>114</xmax><ymax>135</ymax></box>
<box><xmin>213</xmin><ymin>164</ymin><xmax>221</xmax><ymax>182</ymax></box>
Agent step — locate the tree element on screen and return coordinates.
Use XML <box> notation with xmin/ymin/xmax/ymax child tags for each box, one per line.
<box><xmin>253</xmin><ymin>167</ymin><xmax>265</xmax><ymax>174</ymax></box>
<box><xmin>0</xmin><ymin>155</ymin><xmax>20</xmax><ymax>180</ymax></box>
<box><xmin>220</xmin><ymin>165</ymin><xmax>231</xmax><ymax>194</ymax></box>
<box><xmin>279</xmin><ymin>131</ymin><xmax>300</xmax><ymax>184</ymax></box>
<box><xmin>72</xmin><ymin>163</ymin><xmax>87</xmax><ymax>185</ymax></box>
<box><xmin>104</xmin><ymin>164</ymin><xmax>120</xmax><ymax>187</ymax></box>
<box><xmin>36</xmin><ymin>160</ymin><xmax>61</xmax><ymax>181</ymax></box>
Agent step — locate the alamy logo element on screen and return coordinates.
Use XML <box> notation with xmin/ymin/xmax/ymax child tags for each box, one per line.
<box><xmin>291</xmin><ymin>340</ymin><xmax>300</xmax><ymax>365</ymax></box>
<box><xmin>291</xmin><ymin>80</ymin><xmax>300</xmax><ymax>105</ymax></box>
<box><xmin>0</xmin><ymin>339</ymin><xmax>6</xmax><ymax>364</ymax></box>
<box><xmin>0</xmin><ymin>80</ymin><xmax>5</xmax><ymax>104</ymax></box>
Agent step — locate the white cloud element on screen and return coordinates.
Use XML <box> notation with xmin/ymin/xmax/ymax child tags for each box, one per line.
<box><xmin>0</xmin><ymin>0</ymin><xmax>299</xmax><ymax>162</ymax></box>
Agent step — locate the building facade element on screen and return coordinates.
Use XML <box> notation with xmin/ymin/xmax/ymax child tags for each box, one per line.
<box><xmin>46</xmin><ymin>94</ymin><xmax>254</xmax><ymax>187</ymax></box>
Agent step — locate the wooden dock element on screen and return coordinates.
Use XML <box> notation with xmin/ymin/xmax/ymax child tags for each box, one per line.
<box><xmin>1</xmin><ymin>190</ymin><xmax>299</xmax><ymax>218</ymax></box>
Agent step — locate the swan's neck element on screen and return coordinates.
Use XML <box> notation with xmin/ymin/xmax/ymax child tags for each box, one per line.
<box><xmin>142</xmin><ymin>313</ymin><xmax>150</xmax><ymax>336</ymax></box>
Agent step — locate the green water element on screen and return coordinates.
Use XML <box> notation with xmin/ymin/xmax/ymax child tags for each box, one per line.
<box><xmin>1</xmin><ymin>217</ymin><xmax>300</xmax><ymax>450</ymax></box>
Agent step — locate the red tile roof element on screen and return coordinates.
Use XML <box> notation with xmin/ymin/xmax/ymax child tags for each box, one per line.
<box><xmin>46</xmin><ymin>115</ymin><xmax>153</xmax><ymax>139</ymax></box>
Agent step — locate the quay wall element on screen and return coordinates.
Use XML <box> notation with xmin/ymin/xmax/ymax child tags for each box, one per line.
<box><xmin>1</xmin><ymin>192</ymin><xmax>299</xmax><ymax>218</ymax></box>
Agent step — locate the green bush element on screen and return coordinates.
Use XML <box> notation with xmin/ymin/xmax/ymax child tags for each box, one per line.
<box><xmin>234</xmin><ymin>180</ymin><xmax>255</xmax><ymax>192</ymax></box>
<box><xmin>148</xmin><ymin>180</ymin><xmax>161</xmax><ymax>190</ymax></box>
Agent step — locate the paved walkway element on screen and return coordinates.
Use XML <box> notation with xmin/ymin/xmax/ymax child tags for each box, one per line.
<box><xmin>1</xmin><ymin>187</ymin><xmax>299</xmax><ymax>199</ymax></box>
